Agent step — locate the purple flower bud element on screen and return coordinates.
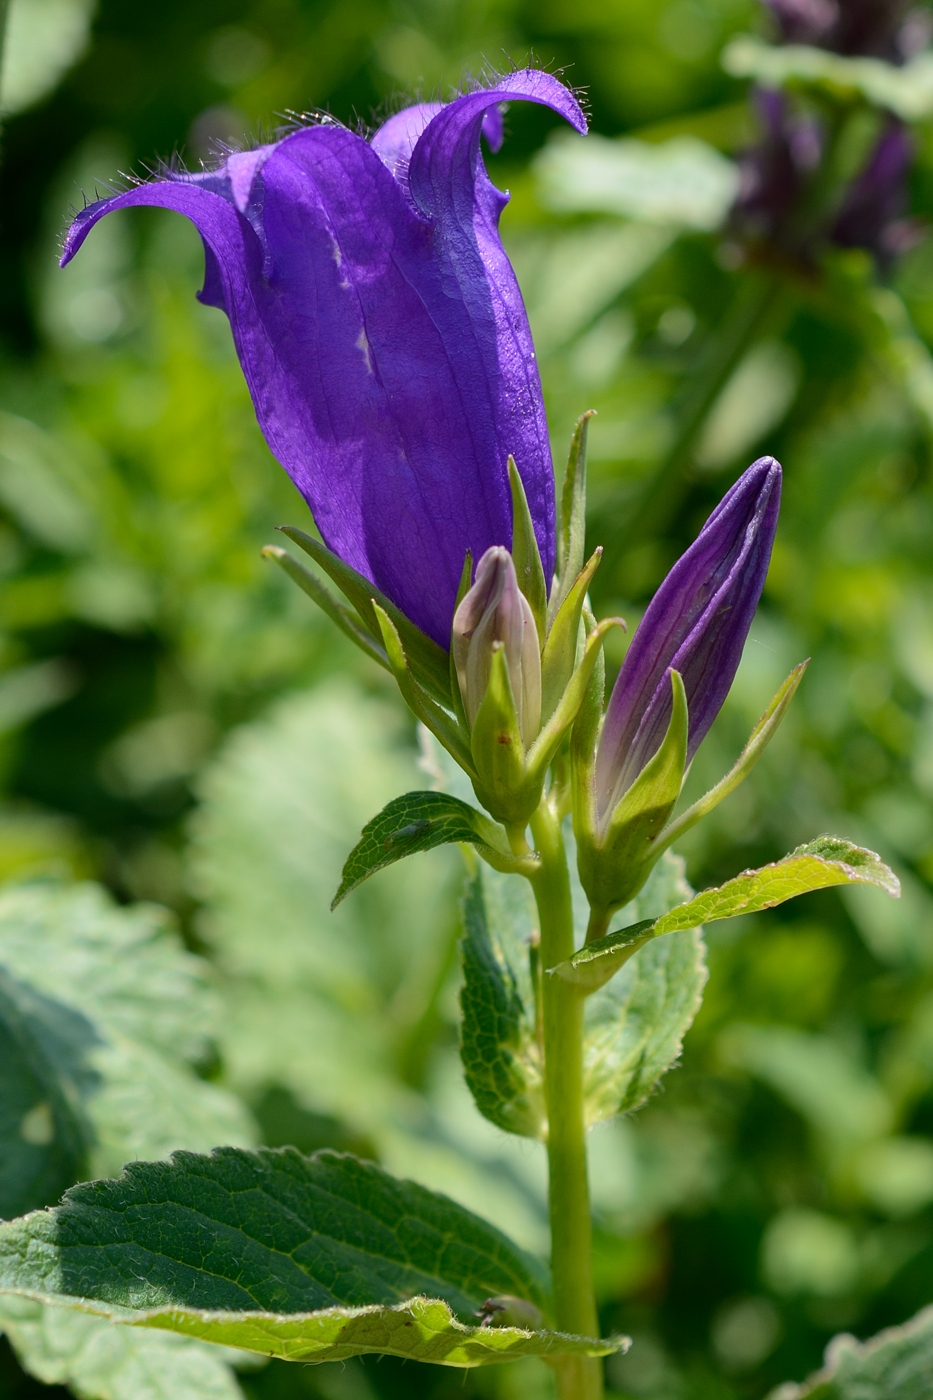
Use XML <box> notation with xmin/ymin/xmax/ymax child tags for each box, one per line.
<box><xmin>453</xmin><ymin>547</ymin><xmax>542</xmax><ymax>745</ymax></box>
<box><xmin>59</xmin><ymin>71</ymin><xmax>587</xmax><ymax>650</ymax></box>
<box><xmin>595</xmin><ymin>458</ymin><xmax>781</xmax><ymax>825</ymax></box>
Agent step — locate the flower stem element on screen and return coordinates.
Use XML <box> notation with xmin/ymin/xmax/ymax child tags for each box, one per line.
<box><xmin>529</xmin><ymin>800</ymin><xmax>603</xmax><ymax>1400</ymax></box>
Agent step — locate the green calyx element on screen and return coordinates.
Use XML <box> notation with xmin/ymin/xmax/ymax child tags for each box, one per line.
<box><xmin>574</xmin><ymin>661</ymin><xmax>811</xmax><ymax>936</ymax></box>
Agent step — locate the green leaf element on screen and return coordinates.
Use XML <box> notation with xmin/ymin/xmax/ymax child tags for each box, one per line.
<box><xmin>0</xmin><ymin>1295</ymin><xmax>247</xmax><ymax>1400</ymax></box>
<box><xmin>776</xmin><ymin>1304</ymin><xmax>933</xmax><ymax>1398</ymax></box>
<box><xmin>652</xmin><ymin>660</ymin><xmax>808</xmax><ymax>857</ymax></box>
<box><xmin>0</xmin><ymin>965</ymin><xmax>93</xmax><ymax>1221</ymax></box>
<box><xmin>334</xmin><ymin>792</ymin><xmax>537</xmax><ymax>907</ymax></box>
<box><xmin>723</xmin><ymin>35</ymin><xmax>933</xmax><ymax>120</ymax></box>
<box><xmin>280</xmin><ymin>525</ymin><xmax>452</xmax><ymax>707</ymax></box>
<box><xmin>0</xmin><ymin>1147</ymin><xmax>624</xmax><ymax>1366</ymax></box>
<box><xmin>561</xmin><ymin>836</ymin><xmax>899</xmax><ymax>993</ymax></box>
<box><xmin>582</xmin><ymin>851</ymin><xmax>707</xmax><ymax>1123</ymax></box>
<box><xmin>459</xmin><ymin>869</ymin><xmax>545</xmax><ymax>1140</ymax></box>
<box><xmin>508</xmin><ymin>456</ymin><xmax>547</xmax><ymax>644</ymax></box>
<box><xmin>0</xmin><ymin>882</ymin><xmax>254</xmax><ymax>1216</ymax></box>
<box><xmin>0</xmin><ymin>882</ymin><xmax>258</xmax><ymax>1400</ymax></box>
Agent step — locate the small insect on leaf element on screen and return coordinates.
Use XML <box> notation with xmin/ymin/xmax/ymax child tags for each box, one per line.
<box><xmin>384</xmin><ymin>819</ymin><xmax>433</xmax><ymax>849</ymax></box>
<box><xmin>476</xmin><ymin>1295</ymin><xmax>544</xmax><ymax>1330</ymax></box>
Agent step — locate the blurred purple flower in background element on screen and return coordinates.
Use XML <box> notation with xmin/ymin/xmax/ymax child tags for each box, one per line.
<box><xmin>594</xmin><ymin>457</ymin><xmax>781</xmax><ymax>825</ymax></box>
<box><xmin>763</xmin><ymin>0</ymin><xmax>925</xmax><ymax>60</ymax></box>
<box><xmin>61</xmin><ymin>71</ymin><xmax>587</xmax><ymax>648</ymax></box>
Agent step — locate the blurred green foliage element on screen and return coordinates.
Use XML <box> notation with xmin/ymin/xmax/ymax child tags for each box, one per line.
<box><xmin>3</xmin><ymin>0</ymin><xmax>933</xmax><ymax>1398</ymax></box>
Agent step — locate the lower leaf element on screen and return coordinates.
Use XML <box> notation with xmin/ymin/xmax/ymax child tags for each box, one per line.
<box><xmin>0</xmin><ymin>1146</ymin><xmax>624</xmax><ymax>1368</ymax></box>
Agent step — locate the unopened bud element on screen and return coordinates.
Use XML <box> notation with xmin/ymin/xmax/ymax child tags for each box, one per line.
<box><xmin>452</xmin><ymin>547</ymin><xmax>542</xmax><ymax>746</ymax></box>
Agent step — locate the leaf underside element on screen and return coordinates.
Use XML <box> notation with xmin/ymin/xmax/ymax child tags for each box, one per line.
<box><xmin>0</xmin><ymin>1146</ymin><xmax>624</xmax><ymax>1367</ymax></box>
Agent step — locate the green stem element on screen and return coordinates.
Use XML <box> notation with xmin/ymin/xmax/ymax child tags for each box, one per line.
<box><xmin>529</xmin><ymin>801</ymin><xmax>603</xmax><ymax>1400</ymax></box>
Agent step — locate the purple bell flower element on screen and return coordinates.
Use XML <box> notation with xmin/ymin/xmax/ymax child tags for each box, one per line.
<box><xmin>60</xmin><ymin>71</ymin><xmax>587</xmax><ymax>649</ymax></box>
<box><xmin>595</xmin><ymin>457</ymin><xmax>781</xmax><ymax>825</ymax></box>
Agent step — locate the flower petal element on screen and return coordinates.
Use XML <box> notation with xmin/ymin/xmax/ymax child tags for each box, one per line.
<box><xmin>61</xmin><ymin>73</ymin><xmax>585</xmax><ymax>647</ymax></box>
<box><xmin>408</xmin><ymin>70</ymin><xmax>588</xmax><ymax>590</ymax></box>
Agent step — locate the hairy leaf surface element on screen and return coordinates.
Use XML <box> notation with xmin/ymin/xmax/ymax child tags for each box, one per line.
<box><xmin>0</xmin><ymin>1147</ymin><xmax>623</xmax><ymax>1367</ymax></box>
<box><xmin>583</xmin><ymin>852</ymin><xmax>707</xmax><ymax>1122</ymax></box>
<box><xmin>459</xmin><ymin>870</ymin><xmax>545</xmax><ymax>1139</ymax></box>
<box><xmin>334</xmin><ymin>791</ymin><xmax>524</xmax><ymax>907</ymax></box>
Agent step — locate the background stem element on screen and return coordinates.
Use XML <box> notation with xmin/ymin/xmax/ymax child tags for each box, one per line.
<box><xmin>530</xmin><ymin>801</ymin><xmax>603</xmax><ymax>1400</ymax></box>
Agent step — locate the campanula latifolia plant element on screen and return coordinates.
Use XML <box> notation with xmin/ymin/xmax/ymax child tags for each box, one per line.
<box><xmin>0</xmin><ymin>68</ymin><xmax>902</xmax><ymax>1400</ymax></box>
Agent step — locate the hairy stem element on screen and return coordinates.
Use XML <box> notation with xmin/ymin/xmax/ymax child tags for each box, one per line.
<box><xmin>530</xmin><ymin>800</ymin><xmax>603</xmax><ymax>1400</ymax></box>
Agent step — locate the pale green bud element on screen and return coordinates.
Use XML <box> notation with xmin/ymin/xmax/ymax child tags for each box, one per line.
<box><xmin>452</xmin><ymin>546</ymin><xmax>542</xmax><ymax>747</ymax></box>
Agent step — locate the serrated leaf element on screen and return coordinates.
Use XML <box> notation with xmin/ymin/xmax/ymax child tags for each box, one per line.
<box><xmin>583</xmin><ymin>851</ymin><xmax>707</xmax><ymax>1123</ymax></box>
<box><xmin>0</xmin><ymin>1147</ymin><xmax>624</xmax><ymax>1366</ymax></box>
<box><xmin>723</xmin><ymin>35</ymin><xmax>933</xmax><ymax>121</ymax></box>
<box><xmin>459</xmin><ymin>870</ymin><xmax>545</xmax><ymax>1140</ymax></box>
<box><xmin>563</xmin><ymin>837</ymin><xmax>899</xmax><ymax>992</ymax></box>
<box><xmin>0</xmin><ymin>1295</ymin><xmax>246</xmax><ymax>1400</ymax></box>
<box><xmin>773</xmin><ymin>1303</ymin><xmax>933</xmax><ymax>1398</ymax></box>
<box><xmin>334</xmin><ymin>791</ymin><xmax>535</xmax><ymax>908</ymax></box>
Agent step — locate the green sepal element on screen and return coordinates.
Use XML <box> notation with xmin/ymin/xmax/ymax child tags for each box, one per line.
<box><xmin>570</xmin><ymin>607</ymin><xmax>604</xmax><ymax>851</ymax></box>
<box><xmin>557</xmin><ymin>835</ymin><xmax>900</xmax><ymax>993</ymax></box>
<box><xmin>552</xmin><ymin>410</ymin><xmax>593</xmax><ymax>620</ymax></box>
<box><xmin>508</xmin><ymin>457</ymin><xmax>548</xmax><ymax>645</ymax></box>
<box><xmin>262</xmin><ymin>545</ymin><xmax>390</xmax><ymax>671</ymax></box>
<box><xmin>579</xmin><ymin>670</ymin><xmax>688</xmax><ymax>923</ymax></box>
<box><xmin>449</xmin><ymin>551</ymin><xmax>474</xmax><ymax>730</ymax></box>
<box><xmin>333</xmin><ymin>791</ymin><xmax>539</xmax><ymax>907</ymax></box>
<box><xmin>652</xmin><ymin>659</ymin><xmax>809</xmax><ymax>859</ymax></box>
<box><xmin>540</xmin><ymin>547</ymin><xmax>602</xmax><ymax>724</ymax></box>
<box><xmin>526</xmin><ymin>617</ymin><xmax>622</xmax><ymax>782</ymax></box>
<box><xmin>280</xmin><ymin>525</ymin><xmax>451</xmax><ymax>707</ymax></box>
<box><xmin>373</xmin><ymin>605</ymin><xmax>476</xmax><ymax>777</ymax></box>
<box><xmin>470</xmin><ymin>644</ymin><xmax>530</xmax><ymax>825</ymax></box>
